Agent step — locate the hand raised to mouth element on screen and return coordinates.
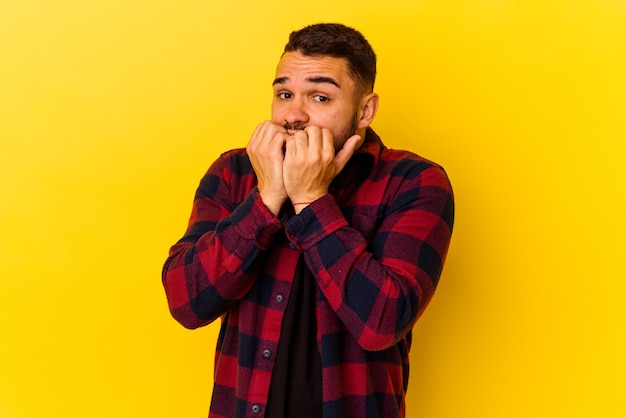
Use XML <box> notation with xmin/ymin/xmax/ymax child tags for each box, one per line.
<box><xmin>283</xmin><ymin>125</ymin><xmax>362</xmax><ymax>214</ymax></box>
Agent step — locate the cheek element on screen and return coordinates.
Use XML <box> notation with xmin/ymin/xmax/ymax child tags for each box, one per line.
<box><xmin>270</xmin><ymin>101</ymin><xmax>280</xmax><ymax>121</ymax></box>
<box><xmin>311</xmin><ymin>107</ymin><xmax>345</xmax><ymax>127</ymax></box>
<box><xmin>327</xmin><ymin>109</ymin><xmax>355</xmax><ymax>131</ymax></box>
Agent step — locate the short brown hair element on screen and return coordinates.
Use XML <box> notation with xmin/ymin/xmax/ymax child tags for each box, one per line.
<box><xmin>283</xmin><ymin>23</ymin><xmax>377</xmax><ymax>95</ymax></box>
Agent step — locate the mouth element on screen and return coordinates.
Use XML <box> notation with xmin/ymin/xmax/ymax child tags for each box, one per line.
<box><xmin>284</xmin><ymin>123</ymin><xmax>305</xmax><ymax>135</ymax></box>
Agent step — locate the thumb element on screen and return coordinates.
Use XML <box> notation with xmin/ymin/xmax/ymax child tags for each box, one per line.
<box><xmin>334</xmin><ymin>134</ymin><xmax>363</xmax><ymax>172</ymax></box>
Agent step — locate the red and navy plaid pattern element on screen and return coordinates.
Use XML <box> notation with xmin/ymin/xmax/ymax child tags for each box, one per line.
<box><xmin>163</xmin><ymin>128</ymin><xmax>454</xmax><ymax>418</ymax></box>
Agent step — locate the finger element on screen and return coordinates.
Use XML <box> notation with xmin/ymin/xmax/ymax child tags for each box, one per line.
<box><xmin>250</xmin><ymin>122</ymin><xmax>286</xmax><ymax>153</ymax></box>
<box><xmin>249</xmin><ymin>121</ymin><xmax>274</xmax><ymax>150</ymax></box>
<box><xmin>271</xmin><ymin>123</ymin><xmax>288</xmax><ymax>137</ymax></box>
<box><xmin>284</xmin><ymin>135</ymin><xmax>296</xmax><ymax>159</ymax></box>
<box><xmin>334</xmin><ymin>134</ymin><xmax>362</xmax><ymax>171</ymax></box>
<box><xmin>292</xmin><ymin>130</ymin><xmax>309</xmax><ymax>156</ymax></box>
<box><xmin>247</xmin><ymin>122</ymin><xmax>264</xmax><ymax>151</ymax></box>
<box><xmin>262</xmin><ymin>122</ymin><xmax>285</xmax><ymax>143</ymax></box>
<box><xmin>319</xmin><ymin>128</ymin><xmax>335</xmax><ymax>155</ymax></box>
<box><xmin>305</xmin><ymin>126</ymin><xmax>323</xmax><ymax>154</ymax></box>
<box><xmin>272</xmin><ymin>131</ymin><xmax>288</xmax><ymax>154</ymax></box>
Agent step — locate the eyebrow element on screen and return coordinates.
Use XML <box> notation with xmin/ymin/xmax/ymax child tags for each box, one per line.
<box><xmin>272</xmin><ymin>76</ymin><xmax>340</xmax><ymax>88</ymax></box>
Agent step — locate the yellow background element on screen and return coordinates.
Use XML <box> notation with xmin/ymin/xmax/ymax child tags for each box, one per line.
<box><xmin>1</xmin><ymin>0</ymin><xmax>625</xmax><ymax>417</ymax></box>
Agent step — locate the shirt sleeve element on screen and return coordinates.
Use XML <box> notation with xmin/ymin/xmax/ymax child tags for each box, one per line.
<box><xmin>284</xmin><ymin>162</ymin><xmax>454</xmax><ymax>351</ymax></box>
<box><xmin>162</xmin><ymin>152</ymin><xmax>284</xmax><ymax>329</ymax></box>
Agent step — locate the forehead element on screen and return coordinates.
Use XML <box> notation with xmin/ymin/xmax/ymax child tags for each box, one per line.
<box><xmin>274</xmin><ymin>51</ymin><xmax>354</xmax><ymax>88</ymax></box>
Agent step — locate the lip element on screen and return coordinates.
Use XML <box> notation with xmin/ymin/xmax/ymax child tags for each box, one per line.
<box><xmin>284</xmin><ymin>124</ymin><xmax>306</xmax><ymax>136</ymax></box>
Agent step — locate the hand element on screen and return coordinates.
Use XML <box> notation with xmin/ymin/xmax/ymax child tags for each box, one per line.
<box><xmin>246</xmin><ymin>121</ymin><xmax>289</xmax><ymax>215</ymax></box>
<box><xmin>283</xmin><ymin>126</ymin><xmax>362</xmax><ymax>212</ymax></box>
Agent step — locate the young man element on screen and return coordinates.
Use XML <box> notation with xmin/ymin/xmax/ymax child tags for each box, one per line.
<box><xmin>163</xmin><ymin>23</ymin><xmax>454</xmax><ymax>418</ymax></box>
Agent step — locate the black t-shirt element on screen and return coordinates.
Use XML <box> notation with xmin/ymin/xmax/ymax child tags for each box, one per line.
<box><xmin>266</xmin><ymin>257</ymin><xmax>323</xmax><ymax>417</ymax></box>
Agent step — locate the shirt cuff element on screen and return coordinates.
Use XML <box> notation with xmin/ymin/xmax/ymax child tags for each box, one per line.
<box><xmin>285</xmin><ymin>194</ymin><xmax>348</xmax><ymax>250</ymax></box>
<box><xmin>232</xmin><ymin>189</ymin><xmax>285</xmax><ymax>252</ymax></box>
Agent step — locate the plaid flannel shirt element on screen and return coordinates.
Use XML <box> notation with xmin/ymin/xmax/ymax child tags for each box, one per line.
<box><xmin>162</xmin><ymin>128</ymin><xmax>454</xmax><ymax>418</ymax></box>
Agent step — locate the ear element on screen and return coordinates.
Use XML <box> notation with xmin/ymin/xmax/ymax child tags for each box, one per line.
<box><xmin>356</xmin><ymin>92</ymin><xmax>379</xmax><ymax>129</ymax></box>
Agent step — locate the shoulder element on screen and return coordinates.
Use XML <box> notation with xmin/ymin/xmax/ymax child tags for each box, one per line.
<box><xmin>378</xmin><ymin>148</ymin><xmax>451</xmax><ymax>188</ymax></box>
<box><xmin>186</xmin><ymin>147</ymin><xmax>259</xmax><ymax>211</ymax></box>
<box><xmin>204</xmin><ymin>147</ymin><xmax>252</xmax><ymax>177</ymax></box>
<box><xmin>361</xmin><ymin>129</ymin><xmax>450</xmax><ymax>182</ymax></box>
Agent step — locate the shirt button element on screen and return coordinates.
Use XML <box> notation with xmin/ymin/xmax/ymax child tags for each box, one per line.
<box><xmin>263</xmin><ymin>349</ymin><xmax>272</xmax><ymax>358</ymax></box>
<box><xmin>275</xmin><ymin>294</ymin><xmax>284</xmax><ymax>303</ymax></box>
<box><xmin>289</xmin><ymin>242</ymin><xmax>297</xmax><ymax>250</ymax></box>
<box><xmin>252</xmin><ymin>405</ymin><xmax>261</xmax><ymax>414</ymax></box>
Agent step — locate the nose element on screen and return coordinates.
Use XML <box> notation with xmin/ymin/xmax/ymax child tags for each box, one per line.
<box><xmin>284</xmin><ymin>98</ymin><xmax>309</xmax><ymax>127</ymax></box>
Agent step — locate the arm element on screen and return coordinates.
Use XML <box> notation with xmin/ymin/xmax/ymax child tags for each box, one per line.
<box><xmin>285</xmin><ymin>161</ymin><xmax>454</xmax><ymax>351</ymax></box>
<box><xmin>162</xmin><ymin>151</ymin><xmax>284</xmax><ymax>329</ymax></box>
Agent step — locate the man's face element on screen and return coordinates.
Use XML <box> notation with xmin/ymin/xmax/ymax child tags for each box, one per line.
<box><xmin>271</xmin><ymin>51</ymin><xmax>361</xmax><ymax>151</ymax></box>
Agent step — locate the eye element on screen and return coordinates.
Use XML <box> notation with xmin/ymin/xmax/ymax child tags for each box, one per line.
<box><xmin>313</xmin><ymin>95</ymin><xmax>330</xmax><ymax>103</ymax></box>
<box><xmin>277</xmin><ymin>92</ymin><xmax>292</xmax><ymax>100</ymax></box>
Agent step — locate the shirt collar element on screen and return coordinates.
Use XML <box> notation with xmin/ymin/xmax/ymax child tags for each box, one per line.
<box><xmin>353</xmin><ymin>127</ymin><xmax>383</xmax><ymax>168</ymax></box>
